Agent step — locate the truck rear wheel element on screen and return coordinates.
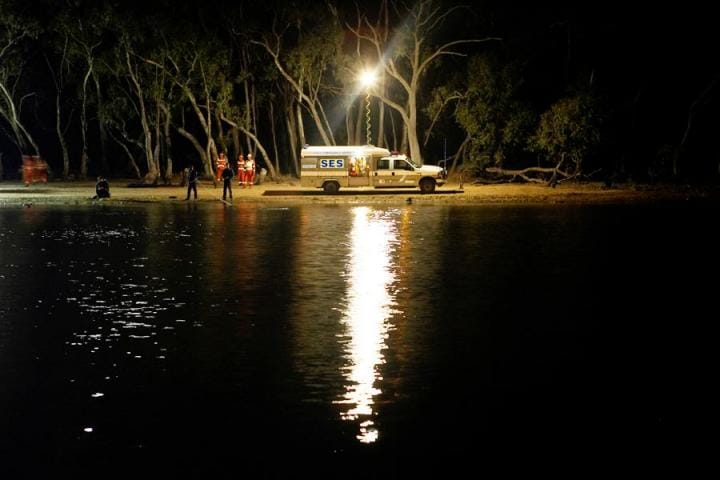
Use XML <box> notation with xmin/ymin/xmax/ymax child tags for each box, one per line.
<box><xmin>323</xmin><ymin>181</ymin><xmax>340</xmax><ymax>194</ymax></box>
<box><xmin>419</xmin><ymin>178</ymin><xmax>436</xmax><ymax>194</ymax></box>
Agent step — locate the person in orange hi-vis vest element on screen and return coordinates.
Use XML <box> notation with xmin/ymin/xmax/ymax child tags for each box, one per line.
<box><xmin>215</xmin><ymin>152</ymin><xmax>228</xmax><ymax>182</ymax></box>
<box><xmin>236</xmin><ymin>153</ymin><xmax>245</xmax><ymax>186</ymax></box>
<box><xmin>243</xmin><ymin>153</ymin><xmax>256</xmax><ymax>188</ymax></box>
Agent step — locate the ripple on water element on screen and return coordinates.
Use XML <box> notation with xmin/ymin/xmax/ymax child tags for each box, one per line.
<box><xmin>58</xmin><ymin>248</ymin><xmax>190</xmax><ymax>410</ymax></box>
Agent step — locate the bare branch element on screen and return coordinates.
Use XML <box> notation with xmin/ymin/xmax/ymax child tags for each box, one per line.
<box><xmin>419</xmin><ymin>38</ymin><xmax>501</xmax><ymax>74</ymax></box>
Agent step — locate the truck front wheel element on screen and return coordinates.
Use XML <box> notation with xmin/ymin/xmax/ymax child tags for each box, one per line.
<box><xmin>419</xmin><ymin>178</ymin><xmax>436</xmax><ymax>194</ymax></box>
<box><xmin>323</xmin><ymin>181</ymin><xmax>340</xmax><ymax>194</ymax></box>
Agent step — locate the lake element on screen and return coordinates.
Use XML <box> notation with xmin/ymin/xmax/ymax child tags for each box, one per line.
<box><xmin>0</xmin><ymin>201</ymin><xmax>716</xmax><ymax>475</ymax></box>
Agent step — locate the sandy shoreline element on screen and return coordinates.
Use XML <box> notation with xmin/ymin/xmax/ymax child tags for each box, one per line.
<box><xmin>1</xmin><ymin>179</ymin><xmax>718</xmax><ymax>206</ymax></box>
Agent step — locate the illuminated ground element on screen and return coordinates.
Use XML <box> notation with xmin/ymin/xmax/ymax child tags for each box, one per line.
<box><xmin>0</xmin><ymin>178</ymin><xmax>717</xmax><ymax>206</ymax></box>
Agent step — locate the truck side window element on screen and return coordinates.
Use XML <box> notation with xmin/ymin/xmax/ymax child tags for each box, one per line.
<box><xmin>377</xmin><ymin>159</ymin><xmax>390</xmax><ymax>170</ymax></box>
<box><xmin>394</xmin><ymin>159</ymin><xmax>412</xmax><ymax>170</ymax></box>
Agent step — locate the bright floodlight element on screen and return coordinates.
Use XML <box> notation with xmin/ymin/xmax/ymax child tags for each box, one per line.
<box><xmin>359</xmin><ymin>70</ymin><xmax>376</xmax><ymax>88</ymax></box>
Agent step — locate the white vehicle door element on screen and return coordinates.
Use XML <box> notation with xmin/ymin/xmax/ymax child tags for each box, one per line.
<box><xmin>387</xmin><ymin>158</ymin><xmax>419</xmax><ymax>187</ymax></box>
<box><xmin>373</xmin><ymin>157</ymin><xmax>418</xmax><ymax>187</ymax></box>
<box><xmin>372</xmin><ymin>157</ymin><xmax>396</xmax><ymax>186</ymax></box>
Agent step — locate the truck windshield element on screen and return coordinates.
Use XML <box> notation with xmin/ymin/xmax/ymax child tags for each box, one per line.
<box><xmin>405</xmin><ymin>156</ymin><xmax>420</xmax><ymax>167</ymax></box>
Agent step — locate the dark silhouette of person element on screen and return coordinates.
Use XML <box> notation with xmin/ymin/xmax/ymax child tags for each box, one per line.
<box><xmin>185</xmin><ymin>165</ymin><xmax>199</xmax><ymax>200</ymax></box>
<box><xmin>94</xmin><ymin>176</ymin><xmax>110</xmax><ymax>199</ymax></box>
<box><xmin>221</xmin><ymin>165</ymin><xmax>234</xmax><ymax>200</ymax></box>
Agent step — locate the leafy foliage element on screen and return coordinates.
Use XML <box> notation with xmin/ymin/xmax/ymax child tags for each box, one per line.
<box><xmin>452</xmin><ymin>55</ymin><xmax>533</xmax><ymax>169</ymax></box>
<box><xmin>531</xmin><ymin>92</ymin><xmax>602</xmax><ymax>174</ymax></box>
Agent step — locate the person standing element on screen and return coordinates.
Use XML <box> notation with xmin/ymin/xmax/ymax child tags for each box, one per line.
<box><xmin>236</xmin><ymin>153</ymin><xmax>245</xmax><ymax>186</ymax></box>
<box><xmin>244</xmin><ymin>153</ymin><xmax>255</xmax><ymax>188</ymax></box>
<box><xmin>216</xmin><ymin>152</ymin><xmax>228</xmax><ymax>182</ymax></box>
<box><xmin>221</xmin><ymin>164</ymin><xmax>234</xmax><ymax>201</ymax></box>
<box><xmin>185</xmin><ymin>165</ymin><xmax>199</xmax><ymax>200</ymax></box>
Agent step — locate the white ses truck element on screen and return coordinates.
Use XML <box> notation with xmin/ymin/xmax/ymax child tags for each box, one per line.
<box><xmin>300</xmin><ymin>145</ymin><xmax>447</xmax><ymax>194</ymax></box>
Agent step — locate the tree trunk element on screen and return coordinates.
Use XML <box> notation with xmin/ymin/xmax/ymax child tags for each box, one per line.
<box><xmin>243</xmin><ymin>67</ymin><xmax>254</xmax><ymax>156</ymax></box>
<box><xmin>286</xmin><ymin>101</ymin><xmax>299</xmax><ymax>177</ymax></box>
<box><xmin>107</xmin><ymin>128</ymin><xmax>142</xmax><ymax>179</ymax></box>
<box><xmin>377</xmin><ymin>92</ymin><xmax>386</xmax><ymax>148</ymax></box>
<box><xmin>252</xmin><ymin>39</ymin><xmax>334</xmax><ymax>146</ymax></box>
<box><xmin>80</xmin><ymin>152</ymin><xmax>88</xmax><ymax>179</ymax></box>
<box><xmin>220</xmin><ymin>115</ymin><xmax>278</xmax><ymax>180</ymax></box>
<box><xmin>354</xmin><ymin>100</ymin><xmax>363</xmax><ymax>144</ymax></box>
<box><xmin>0</xmin><ymin>82</ymin><xmax>38</xmax><ymax>155</ymax></box>
<box><xmin>231</xmin><ymin>126</ymin><xmax>240</xmax><ymax>159</ymax></box>
<box><xmin>296</xmin><ymin>102</ymin><xmax>306</xmax><ymax>148</ymax></box>
<box><xmin>177</xmin><ymin>126</ymin><xmax>209</xmax><ymax>174</ymax></box>
<box><xmin>163</xmin><ymin>107</ymin><xmax>173</xmax><ymax>183</ymax></box>
<box><xmin>56</xmin><ymin>94</ymin><xmax>71</xmax><ymax>178</ymax></box>
<box><xmin>250</xmin><ymin>82</ymin><xmax>259</xmax><ymax>155</ymax></box>
<box><xmin>485</xmin><ymin>161</ymin><xmax>573</xmax><ymax>185</ymax></box>
<box><xmin>389</xmin><ymin>109</ymin><xmax>398</xmax><ymax>152</ymax></box>
<box><xmin>269</xmin><ymin>101</ymin><xmax>280</xmax><ymax>175</ymax></box>
<box><xmin>400</xmin><ymin>121</ymin><xmax>408</xmax><ymax>156</ymax></box>
<box><xmin>153</xmin><ymin>102</ymin><xmax>161</xmax><ymax>184</ymax></box>
<box><xmin>215</xmin><ymin>110</ymin><xmax>228</xmax><ymax>155</ymax></box>
<box><xmin>406</xmin><ymin>93</ymin><xmax>422</xmax><ymax>163</ymax></box>
<box><xmin>126</xmin><ymin>52</ymin><xmax>157</xmax><ymax>182</ymax></box>
<box><xmin>450</xmin><ymin>135</ymin><xmax>470</xmax><ymax>178</ymax></box>
<box><xmin>93</xmin><ymin>72</ymin><xmax>109</xmax><ymax>173</ymax></box>
<box><xmin>80</xmin><ymin>65</ymin><xmax>92</xmax><ymax>178</ymax></box>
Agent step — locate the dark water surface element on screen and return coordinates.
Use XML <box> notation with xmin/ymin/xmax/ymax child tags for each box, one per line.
<box><xmin>0</xmin><ymin>201</ymin><xmax>716</xmax><ymax>475</ymax></box>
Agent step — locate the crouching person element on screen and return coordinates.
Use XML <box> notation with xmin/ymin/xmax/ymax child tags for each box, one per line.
<box><xmin>94</xmin><ymin>176</ymin><xmax>111</xmax><ymax>199</ymax></box>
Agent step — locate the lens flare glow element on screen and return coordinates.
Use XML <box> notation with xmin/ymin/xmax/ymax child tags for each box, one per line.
<box><xmin>359</xmin><ymin>70</ymin><xmax>377</xmax><ymax>88</ymax></box>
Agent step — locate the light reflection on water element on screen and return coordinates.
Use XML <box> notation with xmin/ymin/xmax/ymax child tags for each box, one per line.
<box><xmin>37</xmin><ymin>225</ymin><xmax>186</xmax><ymax>364</ymax></box>
<box><xmin>2</xmin><ymin>203</ymin><xmax>412</xmax><ymax>447</ymax></box>
<box><xmin>65</xmin><ymin>273</ymin><xmax>185</xmax><ymax>359</ymax></box>
<box><xmin>334</xmin><ymin>207</ymin><xmax>400</xmax><ymax>443</ymax></box>
<box><xmin>32</xmin><ymin>215</ymin><xmax>196</xmax><ymax>410</ymax></box>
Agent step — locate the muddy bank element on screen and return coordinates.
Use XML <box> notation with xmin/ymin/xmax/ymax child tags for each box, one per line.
<box><xmin>1</xmin><ymin>179</ymin><xmax>718</xmax><ymax>206</ymax></box>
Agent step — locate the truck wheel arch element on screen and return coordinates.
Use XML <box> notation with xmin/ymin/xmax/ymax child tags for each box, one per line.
<box><xmin>419</xmin><ymin>177</ymin><xmax>436</xmax><ymax>194</ymax></box>
<box><xmin>323</xmin><ymin>181</ymin><xmax>340</xmax><ymax>194</ymax></box>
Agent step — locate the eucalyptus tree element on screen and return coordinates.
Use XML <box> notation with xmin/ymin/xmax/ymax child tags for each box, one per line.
<box><xmin>139</xmin><ymin>55</ymin><xmax>179</xmax><ymax>184</ymax></box>
<box><xmin>107</xmin><ymin>6</ymin><xmax>201</xmax><ymax>183</ymax></box>
<box><xmin>64</xmin><ymin>4</ymin><xmax>113</xmax><ymax>177</ymax></box>
<box><xmin>43</xmin><ymin>21</ymin><xmax>76</xmax><ymax>179</ymax></box>
<box><xmin>0</xmin><ymin>1</ymin><xmax>41</xmax><ymax>176</ymax></box>
<box><xmin>100</xmin><ymin>88</ymin><xmax>143</xmax><ymax>179</ymax></box>
<box><xmin>675</xmin><ymin>77</ymin><xmax>719</xmax><ymax>179</ymax></box>
<box><xmin>530</xmin><ymin>91</ymin><xmax>602</xmax><ymax>182</ymax></box>
<box><xmin>225</xmin><ymin>18</ymin><xmax>280</xmax><ymax>180</ymax></box>
<box><xmin>144</xmin><ymin>33</ymin><xmax>231</xmax><ymax>179</ymax></box>
<box><xmin>349</xmin><ymin>0</ymin><xmax>499</xmax><ymax>164</ymax></box>
<box><xmin>340</xmin><ymin>0</ymin><xmax>391</xmax><ymax>147</ymax></box>
<box><xmin>106</xmin><ymin>20</ymin><xmax>163</xmax><ymax>182</ymax></box>
<box><xmin>251</xmin><ymin>3</ymin><xmax>345</xmax><ymax>147</ymax></box>
<box><xmin>427</xmin><ymin>54</ymin><xmax>533</xmax><ymax>175</ymax></box>
<box><xmin>278</xmin><ymin>77</ymin><xmax>303</xmax><ymax>175</ymax></box>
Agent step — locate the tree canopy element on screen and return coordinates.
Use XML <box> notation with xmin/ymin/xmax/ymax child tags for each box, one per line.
<box><xmin>0</xmin><ymin>0</ymin><xmax>717</xmax><ymax>184</ymax></box>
